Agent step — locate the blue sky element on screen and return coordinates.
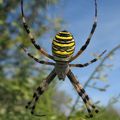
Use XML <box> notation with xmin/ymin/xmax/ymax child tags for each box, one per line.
<box><xmin>40</xmin><ymin>0</ymin><xmax>120</xmax><ymax>110</ymax></box>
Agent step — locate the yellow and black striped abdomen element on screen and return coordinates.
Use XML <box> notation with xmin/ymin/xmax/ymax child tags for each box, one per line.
<box><xmin>52</xmin><ymin>30</ymin><xmax>75</xmax><ymax>61</ymax></box>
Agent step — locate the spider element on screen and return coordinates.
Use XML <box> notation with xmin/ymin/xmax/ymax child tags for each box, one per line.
<box><xmin>21</xmin><ymin>0</ymin><xmax>106</xmax><ymax>118</ymax></box>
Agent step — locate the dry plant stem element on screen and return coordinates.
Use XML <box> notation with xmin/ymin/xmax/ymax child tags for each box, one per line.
<box><xmin>67</xmin><ymin>44</ymin><xmax>120</xmax><ymax>120</ymax></box>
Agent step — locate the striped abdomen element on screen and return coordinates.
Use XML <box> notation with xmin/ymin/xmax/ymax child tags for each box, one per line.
<box><xmin>52</xmin><ymin>30</ymin><xmax>75</xmax><ymax>61</ymax></box>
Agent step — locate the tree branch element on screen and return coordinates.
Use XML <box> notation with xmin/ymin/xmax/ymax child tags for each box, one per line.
<box><xmin>67</xmin><ymin>44</ymin><xmax>120</xmax><ymax>120</ymax></box>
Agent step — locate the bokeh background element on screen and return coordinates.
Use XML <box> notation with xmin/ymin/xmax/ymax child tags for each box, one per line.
<box><xmin>0</xmin><ymin>0</ymin><xmax>120</xmax><ymax>120</ymax></box>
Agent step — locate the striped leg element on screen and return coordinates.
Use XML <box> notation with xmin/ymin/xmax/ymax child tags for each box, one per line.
<box><xmin>70</xmin><ymin>50</ymin><xmax>106</xmax><ymax>68</ymax></box>
<box><xmin>26</xmin><ymin>69</ymin><xmax>56</xmax><ymax>115</ymax></box>
<box><xmin>21</xmin><ymin>0</ymin><xmax>54</xmax><ymax>60</ymax></box>
<box><xmin>67</xmin><ymin>69</ymin><xmax>99</xmax><ymax>118</ymax></box>
<box><xmin>69</xmin><ymin>0</ymin><xmax>97</xmax><ymax>62</ymax></box>
<box><xmin>22</xmin><ymin>46</ymin><xmax>55</xmax><ymax>66</ymax></box>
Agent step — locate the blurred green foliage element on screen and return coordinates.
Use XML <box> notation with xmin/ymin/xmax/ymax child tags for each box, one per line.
<box><xmin>68</xmin><ymin>107</ymin><xmax>120</xmax><ymax>120</ymax></box>
<box><xmin>0</xmin><ymin>0</ymin><xmax>120</xmax><ymax>120</ymax></box>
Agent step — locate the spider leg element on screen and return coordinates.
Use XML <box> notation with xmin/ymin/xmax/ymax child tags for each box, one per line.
<box><xmin>26</xmin><ymin>69</ymin><xmax>56</xmax><ymax>115</ymax></box>
<box><xmin>69</xmin><ymin>0</ymin><xmax>97</xmax><ymax>62</ymax></box>
<box><xmin>21</xmin><ymin>0</ymin><xmax>54</xmax><ymax>60</ymax></box>
<box><xmin>21</xmin><ymin>46</ymin><xmax>55</xmax><ymax>66</ymax></box>
<box><xmin>67</xmin><ymin>69</ymin><xmax>99</xmax><ymax>118</ymax></box>
<box><xmin>70</xmin><ymin>50</ymin><xmax>106</xmax><ymax>67</ymax></box>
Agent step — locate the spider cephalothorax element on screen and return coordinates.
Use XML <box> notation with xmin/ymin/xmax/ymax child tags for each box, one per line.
<box><xmin>55</xmin><ymin>62</ymin><xmax>69</xmax><ymax>80</ymax></box>
<box><xmin>21</xmin><ymin>0</ymin><xmax>106</xmax><ymax>118</ymax></box>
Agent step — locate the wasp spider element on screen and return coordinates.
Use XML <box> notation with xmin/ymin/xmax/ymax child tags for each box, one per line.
<box><xmin>21</xmin><ymin>0</ymin><xmax>106</xmax><ymax>118</ymax></box>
